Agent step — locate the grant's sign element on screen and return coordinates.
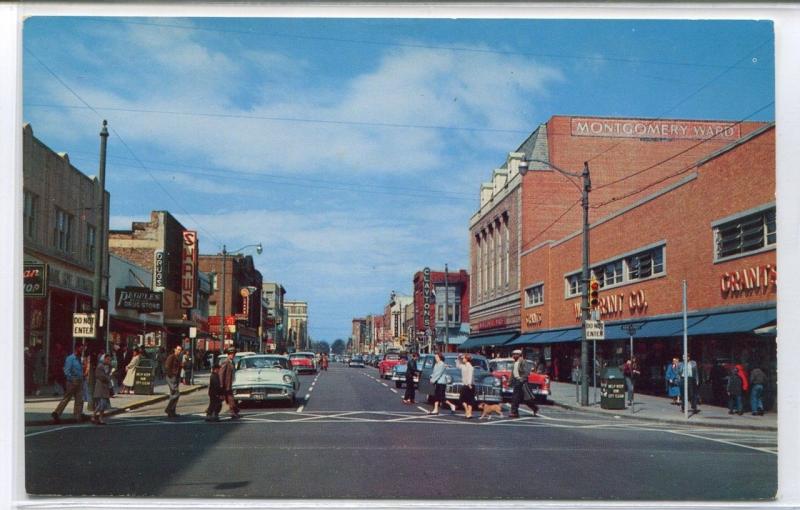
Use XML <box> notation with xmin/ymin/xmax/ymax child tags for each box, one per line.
<box><xmin>571</xmin><ymin>117</ymin><xmax>741</xmax><ymax>141</ymax></box>
<box><xmin>181</xmin><ymin>231</ymin><xmax>198</xmax><ymax>308</ymax></box>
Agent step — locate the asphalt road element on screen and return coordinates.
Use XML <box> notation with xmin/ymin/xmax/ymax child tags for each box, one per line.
<box><xmin>25</xmin><ymin>362</ymin><xmax>777</xmax><ymax>500</ymax></box>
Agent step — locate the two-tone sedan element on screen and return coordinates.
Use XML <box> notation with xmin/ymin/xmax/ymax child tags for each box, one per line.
<box><xmin>390</xmin><ymin>360</ymin><xmax>420</xmax><ymax>389</ymax></box>
<box><xmin>232</xmin><ymin>354</ymin><xmax>300</xmax><ymax>405</ymax></box>
<box><xmin>289</xmin><ymin>352</ymin><xmax>317</xmax><ymax>374</ymax></box>
<box><xmin>488</xmin><ymin>357</ymin><xmax>551</xmax><ymax>402</ymax></box>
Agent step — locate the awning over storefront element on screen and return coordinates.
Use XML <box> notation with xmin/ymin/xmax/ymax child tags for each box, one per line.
<box><xmin>604</xmin><ymin>317</ymin><xmax>706</xmax><ymax>340</ymax></box>
<box><xmin>686</xmin><ymin>308</ymin><xmax>776</xmax><ymax>336</ymax></box>
<box><xmin>509</xmin><ymin>328</ymin><xmax>580</xmax><ymax>346</ymax></box>
<box><xmin>459</xmin><ymin>332</ymin><xmax>518</xmax><ymax>350</ymax></box>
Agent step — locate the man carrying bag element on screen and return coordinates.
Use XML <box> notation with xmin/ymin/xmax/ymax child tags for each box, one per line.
<box><xmin>509</xmin><ymin>349</ymin><xmax>539</xmax><ymax>418</ymax></box>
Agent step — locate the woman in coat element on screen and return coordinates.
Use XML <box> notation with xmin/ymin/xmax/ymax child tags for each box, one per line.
<box><xmin>92</xmin><ymin>354</ymin><xmax>112</xmax><ymax>424</ymax></box>
<box><xmin>457</xmin><ymin>354</ymin><xmax>476</xmax><ymax>419</ymax></box>
<box><xmin>726</xmin><ymin>365</ymin><xmax>744</xmax><ymax>415</ymax></box>
<box><xmin>428</xmin><ymin>352</ymin><xmax>457</xmax><ymax>415</ymax></box>
<box><xmin>665</xmin><ymin>357</ymin><xmax>681</xmax><ymax>404</ymax></box>
<box><xmin>122</xmin><ymin>347</ymin><xmax>142</xmax><ymax>394</ymax></box>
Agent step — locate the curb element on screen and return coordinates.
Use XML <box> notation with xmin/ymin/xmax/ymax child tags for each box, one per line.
<box><xmin>547</xmin><ymin>399</ymin><xmax>777</xmax><ymax>432</ymax></box>
<box><xmin>26</xmin><ymin>384</ymin><xmax>207</xmax><ymax>427</ymax></box>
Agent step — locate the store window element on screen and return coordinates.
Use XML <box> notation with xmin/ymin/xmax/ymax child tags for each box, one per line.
<box><xmin>714</xmin><ymin>207</ymin><xmax>776</xmax><ymax>260</ymax></box>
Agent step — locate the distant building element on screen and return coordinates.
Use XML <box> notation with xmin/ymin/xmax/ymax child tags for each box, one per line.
<box><xmin>352</xmin><ymin>317</ymin><xmax>367</xmax><ymax>353</ymax></box>
<box><xmin>286</xmin><ymin>300</ymin><xmax>308</xmax><ymax>352</ymax></box>
<box><xmin>262</xmin><ymin>282</ymin><xmax>287</xmax><ymax>353</ymax></box>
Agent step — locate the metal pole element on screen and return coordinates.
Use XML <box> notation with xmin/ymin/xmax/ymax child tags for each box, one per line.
<box><xmin>580</xmin><ymin>162</ymin><xmax>591</xmax><ymax>406</ymax></box>
<box><xmin>220</xmin><ymin>246</ymin><xmax>226</xmax><ymax>355</ymax></box>
<box><xmin>445</xmin><ymin>264</ymin><xmax>449</xmax><ymax>352</ymax></box>
<box><xmin>92</xmin><ymin>120</ymin><xmax>108</xmax><ymax>338</ymax></box>
<box><xmin>630</xmin><ymin>334</ymin><xmax>634</xmax><ymax>413</ymax></box>
<box><xmin>683</xmin><ymin>280</ymin><xmax>689</xmax><ymax>420</ymax></box>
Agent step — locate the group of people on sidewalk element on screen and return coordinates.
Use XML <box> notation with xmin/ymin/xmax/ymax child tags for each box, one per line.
<box><xmin>662</xmin><ymin>356</ymin><xmax>768</xmax><ymax>416</ymax></box>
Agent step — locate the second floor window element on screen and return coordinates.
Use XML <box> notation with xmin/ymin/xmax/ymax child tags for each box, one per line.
<box><xmin>525</xmin><ymin>284</ymin><xmax>544</xmax><ymax>306</ymax></box>
<box><xmin>53</xmin><ymin>207</ymin><xmax>74</xmax><ymax>254</ymax></box>
<box><xmin>715</xmin><ymin>207</ymin><xmax>776</xmax><ymax>260</ymax></box>
<box><xmin>86</xmin><ymin>226</ymin><xmax>96</xmax><ymax>264</ymax></box>
<box><xmin>24</xmin><ymin>191</ymin><xmax>37</xmax><ymax>239</ymax></box>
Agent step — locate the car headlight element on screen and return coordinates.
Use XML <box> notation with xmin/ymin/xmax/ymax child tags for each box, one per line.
<box><xmin>492</xmin><ymin>377</ymin><xmax>501</xmax><ymax>387</ymax></box>
<box><xmin>444</xmin><ymin>375</ymin><xmax>453</xmax><ymax>384</ymax></box>
<box><xmin>282</xmin><ymin>375</ymin><xmax>293</xmax><ymax>384</ymax></box>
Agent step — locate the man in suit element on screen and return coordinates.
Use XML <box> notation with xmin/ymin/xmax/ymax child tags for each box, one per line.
<box><xmin>219</xmin><ymin>348</ymin><xmax>241</xmax><ymax>419</ymax></box>
<box><xmin>510</xmin><ymin>349</ymin><xmax>539</xmax><ymax>418</ymax></box>
<box><xmin>163</xmin><ymin>344</ymin><xmax>183</xmax><ymax>418</ymax></box>
<box><xmin>678</xmin><ymin>355</ymin><xmax>700</xmax><ymax>413</ymax></box>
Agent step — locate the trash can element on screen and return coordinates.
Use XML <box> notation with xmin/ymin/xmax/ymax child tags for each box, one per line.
<box><xmin>132</xmin><ymin>359</ymin><xmax>156</xmax><ymax>395</ymax></box>
<box><xmin>600</xmin><ymin>366</ymin><xmax>626</xmax><ymax>410</ymax></box>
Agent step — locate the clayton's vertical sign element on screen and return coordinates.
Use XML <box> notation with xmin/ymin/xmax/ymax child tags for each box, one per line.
<box><xmin>181</xmin><ymin>231</ymin><xmax>198</xmax><ymax>309</ymax></box>
<box><xmin>423</xmin><ymin>267</ymin><xmax>431</xmax><ymax>333</ymax></box>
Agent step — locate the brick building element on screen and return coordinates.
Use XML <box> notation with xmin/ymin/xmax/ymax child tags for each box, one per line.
<box><xmin>506</xmin><ymin>123</ymin><xmax>776</xmax><ymax>408</ymax></box>
<box><xmin>352</xmin><ymin>317</ymin><xmax>367</xmax><ymax>354</ymax></box>
<box><xmin>412</xmin><ymin>268</ymin><xmax>470</xmax><ymax>353</ymax></box>
<box><xmin>285</xmin><ymin>300</ymin><xmax>308</xmax><ymax>352</ymax></box>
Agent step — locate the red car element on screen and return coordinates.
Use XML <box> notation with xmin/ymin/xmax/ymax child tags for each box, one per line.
<box><xmin>289</xmin><ymin>352</ymin><xmax>317</xmax><ymax>374</ymax></box>
<box><xmin>377</xmin><ymin>353</ymin><xmax>403</xmax><ymax>379</ymax></box>
<box><xmin>488</xmin><ymin>358</ymin><xmax>551</xmax><ymax>401</ymax></box>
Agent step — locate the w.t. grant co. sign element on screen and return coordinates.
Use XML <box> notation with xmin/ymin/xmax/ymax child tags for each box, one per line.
<box><xmin>571</xmin><ymin>117</ymin><xmax>741</xmax><ymax>141</ymax></box>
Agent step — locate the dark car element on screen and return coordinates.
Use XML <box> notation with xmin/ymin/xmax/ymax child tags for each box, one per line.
<box><xmin>349</xmin><ymin>355</ymin><xmax>365</xmax><ymax>368</ymax></box>
<box><xmin>416</xmin><ymin>353</ymin><xmax>502</xmax><ymax>404</ymax></box>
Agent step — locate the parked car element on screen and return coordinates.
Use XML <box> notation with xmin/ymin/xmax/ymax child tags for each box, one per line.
<box><xmin>416</xmin><ymin>353</ymin><xmax>502</xmax><ymax>404</ymax></box>
<box><xmin>377</xmin><ymin>353</ymin><xmax>404</xmax><ymax>379</ymax></box>
<box><xmin>348</xmin><ymin>355</ymin><xmax>365</xmax><ymax>368</ymax></box>
<box><xmin>289</xmin><ymin>352</ymin><xmax>317</xmax><ymax>374</ymax></box>
<box><xmin>231</xmin><ymin>354</ymin><xmax>300</xmax><ymax>405</ymax></box>
<box><xmin>391</xmin><ymin>361</ymin><xmax>419</xmax><ymax>388</ymax></box>
<box><xmin>488</xmin><ymin>357</ymin><xmax>551</xmax><ymax>402</ymax></box>
<box><xmin>214</xmin><ymin>351</ymin><xmax>256</xmax><ymax>369</ymax></box>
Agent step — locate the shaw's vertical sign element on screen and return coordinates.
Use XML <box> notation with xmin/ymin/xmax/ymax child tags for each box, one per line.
<box><xmin>181</xmin><ymin>231</ymin><xmax>198</xmax><ymax>309</ymax></box>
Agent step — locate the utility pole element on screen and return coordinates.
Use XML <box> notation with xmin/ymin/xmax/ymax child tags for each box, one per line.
<box><xmin>89</xmin><ymin>120</ymin><xmax>108</xmax><ymax>412</ymax></box>
<box><xmin>579</xmin><ymin>162</ymin><xmax>592</xmax><ymax>406</ymax></box>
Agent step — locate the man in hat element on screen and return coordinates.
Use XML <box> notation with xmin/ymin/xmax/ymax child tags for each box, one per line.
<box><xmin>219</xmin><ymin>347</ymin><xmax>241</xmax><ymax>419</ymax></box>
<box><xmin>164</xmin><ymin>344</ymin><xmax>183</xmax><ymax>418</ymax></box>
<box><xmin>509</xmin><ymin>349</ymin><xmax>539</xmax><ymax>418</ymax></box>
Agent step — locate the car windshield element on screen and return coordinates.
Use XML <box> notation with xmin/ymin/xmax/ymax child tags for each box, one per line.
<box><xmin>490</xmin><ymin>361</ymin><xmax>514</xmax><ymax>372</ymax></box>
<box><xmin>385</xmin><ymin>354</ymin><xmax>400</xmax><ymax>360</ymax></box>
<box><xmin>241</xmin><ymin>357</ymin><xmax>290</xmax><ymax>370</ymax></box>
<box><xmin>290</xmin><ymin>354</ymin><xmax>314</xmax><ymax>360</ymax></box>
<box><xmin>352</xmin><ymin>356</ymin><xmax>363</xmax><ymax>361</ymax></box>
<box><xmin>443</xmin><ymin>356</ymin><xmax>488</xmax><ymax>370</ymax></box>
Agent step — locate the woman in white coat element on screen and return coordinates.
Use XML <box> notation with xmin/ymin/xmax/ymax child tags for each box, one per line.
<box><xmin>122</xmin><ymin>346</ymin><xmax>142</xmax><ymax>394</ymax></box>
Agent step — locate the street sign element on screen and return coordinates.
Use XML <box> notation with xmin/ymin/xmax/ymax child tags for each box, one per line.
<box><xmin>72</xmin><ymin>313</ymin><xmax>96</xmax><ymax>338</ymax></box>
<box><xmin>585</xmin><ymin>320</ymin><xmax>605</xmax><ymax>340</ymax></box>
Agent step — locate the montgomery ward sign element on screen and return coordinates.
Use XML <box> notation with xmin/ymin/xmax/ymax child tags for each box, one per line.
<box><xmin>571</xmin><ymin>117</ymin><xmax>741</xmax><ymax>141</ymax></box>
<box><xmin>181</xmin><ymin>231</ymin><xmax>198</xmax><ymax>308</ymax></box>
<box><xmin>115</xmin><ymin>286</ymin><xmax>163</xmax><ymax>313</ymax></box>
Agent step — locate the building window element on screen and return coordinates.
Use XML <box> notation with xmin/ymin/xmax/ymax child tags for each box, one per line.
<box><xmin>24</xmin><ymin>191</ymin><xmax>37</xmax><ymax>239</ymax></box>
<box><xmin>525</xmin><ymin>284</ymin><xmax>544</xmax><ymax>307</ymax></box>
<box><xmin>599</xmin><ymin>260</ymin><xmax>623</xmax><ymax>288</ymax></box>
<box><xmin>53</xmin><ymin>207</ymin><xmax>74</xmax><ymax>254</ymax></box>
<box><xmin>495</xmin><ymin>221</ymin><xmax>502</xmax><ymax>289</ymax></box>
<box><xmin>504</xmin><ymin>218</ymin><xmax>510</xmax><ymax>286</ymax></box>
<box><xmin>566</xmin><ymin>274</ymin><xmax>582</xmax><ymax>297</ymax></box>
<box><xmin>627</xmin><ymin>247</ymin><xmax>664</xmax><ymax>281</ymax></box>
<box><xmin>475</xmin><ymin>235</ymin><xmax>482</xmax><ymax>300</ymax></box>
<box><xmin>86</xmin><ymin>225</ymin><xmax>96</xmax><ymax>264</ymax></box>
<box><xmin>714</xmin><ymin>207</ymin><xmax>776</xmax><ymax>260</ymax></box>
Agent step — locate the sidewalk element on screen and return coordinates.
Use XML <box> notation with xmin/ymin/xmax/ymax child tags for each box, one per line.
<box><xmin>25</xmin><ymin>372</ymin><xmax>209</xmax><ymax>426</ymax></box>
<box><xmin>546</xmin><ymin>381</ymin><xmax>776</xmax><ymax>431</ymax></box>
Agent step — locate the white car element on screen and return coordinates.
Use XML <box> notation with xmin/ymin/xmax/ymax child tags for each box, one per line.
<box><xmin>231</xmin><ymin>355</ymin><xmax>300</xmax><ymax>405</ymax></box>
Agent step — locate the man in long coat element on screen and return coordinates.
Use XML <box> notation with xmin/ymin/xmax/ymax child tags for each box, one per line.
<box><xmin>219</xmin><ymin>348</ymin><xmax>241</xmax><ymax>419</ymax></box>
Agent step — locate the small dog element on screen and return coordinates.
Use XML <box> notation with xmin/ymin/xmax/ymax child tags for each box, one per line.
<box><xmin>477</xmin><ymin>402</ymin><xmax>504</xmax><ymax>419</ymax></box>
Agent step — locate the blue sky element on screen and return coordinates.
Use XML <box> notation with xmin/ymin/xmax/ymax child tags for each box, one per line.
<box><xmin>22</xmin><ymin>17</ymin><xmax>775</xmax><ymax>342</ymax></box>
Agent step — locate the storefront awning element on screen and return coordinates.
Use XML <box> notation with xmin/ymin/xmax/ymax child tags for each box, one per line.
<box><xmin>459</xmin><ymin>332</ymin><xmax>518</xmax><ymax>350</ymax></box>
<box><xmin>603</xmin><ymin>317</ymin><xmax>706</xmax><ymax>340</ymax></box>
<box><xmin>686</xmin><ymin>308</ymin><xmax>776</xmax><ymax>336</ymax></box>
<box><xmin>508</xmin><ymin>328</ymin><xmax>580</xmax><ymax>345</ymax></box>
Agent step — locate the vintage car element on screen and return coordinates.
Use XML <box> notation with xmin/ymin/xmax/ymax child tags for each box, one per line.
<box><xmin>416</xmin><ymin>353</ymin><xmax>502</xmax><ymax>404</ymax></box>
<box><xmin>215</xmin><ymin>351</ymin><xmax>256</xmax><ymax>369</ymax></box>
<box><xmin>348</xmin><ymin>355</ymin><xmax>365</xmax><ymax>368</ymax></box>
<box><xmin>488</xmin><ymin>357</ymin><xmax>551</xmax><ymax>402</ymax></box>
<box><xmin>231</xmin><ymin>354</ymin><xmax>300</xmax><ymax>405</ymax></box>
<box><xmin>390</xmin><ymin>360</ymin><xmax>420</xmax><ymax>388</ymax></box>
<box><xmin>377</xmin><ymin>353</ymin><xmax>404</xmax><ymax>379</ymax></box>
<box><xmin>289</xmin><ymin>352</ymin><xmax>317</xmax><ymax>374</ymax></box>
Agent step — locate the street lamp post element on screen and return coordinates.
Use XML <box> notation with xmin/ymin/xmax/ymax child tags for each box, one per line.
<box><xmin>519</xmin><ymin>158</ymin><xmax>591</xmax><ymax>406</ymax></box>
<box><xmin>218</xmin><ymin>243</ymin><xmax>262</xmax><ymax>355</ymax></box>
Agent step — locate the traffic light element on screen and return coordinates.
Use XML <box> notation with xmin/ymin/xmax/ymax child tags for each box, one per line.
<box><xmin>589</xmin><ymin>277</ymin><xmax>600</xmax><ymax>308</ymax></box>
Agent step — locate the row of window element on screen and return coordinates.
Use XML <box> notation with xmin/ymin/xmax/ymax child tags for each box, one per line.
<box><xmin>24</xmin><ymin>190</ymin><xmax>97</xmax><ymax>264</ymax></box>
<box><xmin>475</xmin><ymin>214</ymin><xmax>510</xmax><ymax>300</ymax></box>
<box><xmin>524</xmin><ymin>206</ymin><xmax>776</xmax><ymax>307</ymax></box>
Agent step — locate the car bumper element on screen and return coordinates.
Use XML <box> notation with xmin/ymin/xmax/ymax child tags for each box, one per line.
<box><xmin>349</xmin><ymin>363</ymin><xmax>365</xmax><ymax>367</ymax></box>
<box><xmin>233</xmin><ymin>385</ymin><xmax>295</xmax><ymax>401</ymax></box>
<box><xmin>446</xmin><ymin>384</ymin><xmax>502</xmax><ymax>403</ymax></box>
